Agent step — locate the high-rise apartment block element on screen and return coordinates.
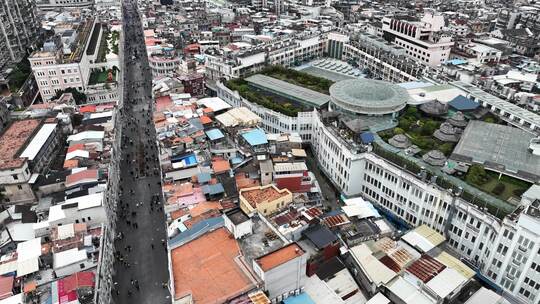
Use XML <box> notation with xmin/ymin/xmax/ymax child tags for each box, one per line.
<box><xmin>0</xmin><ymin>0</ymin><xmax>40</xmax><ymax>75</ymax></box>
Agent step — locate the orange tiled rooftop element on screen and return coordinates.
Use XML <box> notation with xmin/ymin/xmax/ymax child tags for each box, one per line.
<box><xmin>235</xmin><ymin>173</ymin><xmax>260</xmax><ymax>190</ymax></box>
<box><xmin>212</xmin><ymin>158</ymin><xmax>231</xmax><ymax>174</ymax></box>
<box><xmin>256</xmin><ymin>243</ymin><xmax>304</xmax><ymax>272</ymax></box>
<box><xmin>0</xmin><ymin>119</ymin><xmax>41</xmax><ymax>170</ymax></box>
<box><xmin>241</xmin><ymin>185</ymin><xmax>290</xmax><ymax>208</ymax></box>
<box><xmin>171</xmin><ymin>227</ymin><xmax>254</xmax><ymax>303</ymax></box>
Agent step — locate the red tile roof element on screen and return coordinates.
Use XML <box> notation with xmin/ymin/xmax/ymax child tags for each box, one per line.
<box><xmin>241</xmin><ymin>185</ymin><xmax>290</xmax><ymax>208</ymax></box>
<box><xmin>199</xmin><ymin>115</ymin><xmax>212</xmax><ymax>124</ymax></box>
<box><xmin>379</xmin><ymin>255</ymin><xmax>401</xmax><ymax>273</ymax></box>
<box><xmin>406</xmin><ymin>254</ymin><xmax>446</xmax><ymax>283</ymax></box>
<box><xmin>212</xmin><ymin>158</ymin><xmax>231</xmax><ymax>174</ymax></box>
<box><xmin>79</xmin><ymin>105</ymin><xmax>96</xmax><ymax>113</ymax></box>
<box><xmin>256</xmin><ymin>243</ymin><xmax>304</xmax><ymax>272</ymax></box>
<box><xmin>61</xmin><ymin>271</ymin><xmax>95</xmax><ymax>292</ymax></box>
<box><xmin>66</xmin><ymin>169</ymin><xmax>99</xmax><ymax>187</ymax></box>
<box><xmin>67</xmin><ymin>143</ymin><xmax>86</xmax><ymax>153</ymax></box>
<box><xmin>63</xmin><ymin>159</ymin><xmax>79</xmax><ymax>169</ymax></box>
<box><xmin>0</xmin><ymin>275</ymin><xmax>13</xmax><ymax>300</ymax></box>
<box><xmin>322</xmin><ymin>214</ymin><xmax>350</xmax><ymax>228</ymax></box>
<box><xmin>0</xmin><ymin>119</ymin><xmax>41</xmax><ymax>170</ymax></box>
<box><xmin>171</xmin><ymin>228</ymin><xmax>254</xmax><ymax>302</ymax></box>
<box><xmin>155</xmin><ymin>95</ymin><xmax>173</xmax><ymax>112</ymax></box>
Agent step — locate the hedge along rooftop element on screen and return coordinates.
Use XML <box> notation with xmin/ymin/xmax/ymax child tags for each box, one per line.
<box><xmin>245</xmin><ymin>74</ymin><xmax>331</xmax><ymax>108</ymax></box>
<box><xmin>329</xmin><ymin>78</ymin><xmax>410</xmax><ymax>115</ymax></box>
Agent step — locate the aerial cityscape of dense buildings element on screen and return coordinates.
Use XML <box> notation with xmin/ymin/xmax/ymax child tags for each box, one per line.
<box><xmin>0</xmin><ymin>0</ymin><xmax>540</xmax><ymax>303</ymax></box>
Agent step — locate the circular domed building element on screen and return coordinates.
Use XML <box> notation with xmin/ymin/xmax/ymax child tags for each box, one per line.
<box><xmin>329</xmin><ymin>79</ymin><xmax>409</xmax><ymax>116</ymax></box>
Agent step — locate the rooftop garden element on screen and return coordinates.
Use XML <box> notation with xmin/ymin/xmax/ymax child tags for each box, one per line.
<box><xmin>226</xmin><ymin>78</ymin><xmax>302</xmax><ymax>117</ymax></box>
<box><xmin>464</xmin><ymin>164</ymin><xmax>531</xmax><ymax>202</ymax></box>
<box><xmin>7</xmin><ymin>56</ymin><xmax>31</xmax><ymax>93</ymax></box>
<box><xmin>378</xmin><ymin>106</ymin><xmax>456</xmax><ymax>156</ymax></box>
<box><xmin>259</xmin><ymin>65</ymin><xmax>334</xmax><ymax>94</ymax></box>
<box><xmin>89</xmin><ymin>67</ymin><xmax>118</xmax><ymax>85</ymax></box>
<box><xmin>109</xmin><ymin>31</ymin><xmax>119</xmax><ymax>55</ymax></box>
<box><xmin>96</xmin><ymin>28</ymin><xmax>109</xmax><ymax>63</ymax></box>
<box><xmin>372</xmin><ymin>143</ymin><xmax>515</xmax><ymax>220</ymax></box>
<box><xmin>225</xmin><ymin>66</ymin><xmax>332</xmax><ymax>117</ymax></box>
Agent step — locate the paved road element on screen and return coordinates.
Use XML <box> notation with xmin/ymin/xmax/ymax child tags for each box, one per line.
<box><xmin>110</xmin><ymin>0</ymin><xmax>171</xmax><ymax>303</ymax></box>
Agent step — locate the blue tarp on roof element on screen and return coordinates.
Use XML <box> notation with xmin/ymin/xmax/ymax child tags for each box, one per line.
<box><xmin>446</xmin><ymin>59</ymin><xmax>467</xmax><ymax>65</ymax></box>
<box><xmin>205</xmin><ymin>128</ymin><xmax>225</xmax><ymax>141</ymax></box>
<box><xmin>448</xmin><ymin>95</ymin><xmax>479</xmax><ymax>111</ymax></box>
<box><xmin>202</xmin><ymin>183</ymin><xmax>225</xmax><ymax>195</ymax></box>
<box><xmin>360</xmin><ymin>132</ymin><xmax>375</xmax><ymax>144</ymax></box>
<box><xmin>283</xmin><ymin>293</ymin><xmax>316</xmax><ymax>304</ymax></box>
<box><xmin>242</xmin><ymin>128</ymin><xmax>268</xmax><ymax>146</ymax></box>
<box><xmin>197</xmin><ymin>172</ymin><xmax>212</xmax><ymax>184</ymax></box>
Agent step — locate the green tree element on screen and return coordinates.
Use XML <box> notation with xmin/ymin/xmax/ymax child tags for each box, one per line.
<box><xmin>405</xmin><ymin>106</ymin><xmax>420</xmax><ymax>118</ymax></box>
<box><xmin>421</xmin><ymin>120</ymin><xmax>439</xmax><ymax>136</ymax></box>
<box><xmin>439</xmin><ymin>143</ymin><xmax>455</xmax><ymax>156</ymax></box>
<box><xmin>398</xmin><ymin>118</ymin><xmax>413</xmax><ymax>131</ymax></box>
<box><xmin>466</xmin><ymin>164</ymin><xmax>490</xmax><ymax>186</ymax></box>
<box><xmin>393</xmin><ymin>127</ymin><xmax>405</xmax><ymax>135</ymax></box>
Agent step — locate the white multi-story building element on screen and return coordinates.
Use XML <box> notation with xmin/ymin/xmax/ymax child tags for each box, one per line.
<box><xmin>309</xmin><ymin>108</ymin><xmax>540</xmax><ymax>304</ymax></box>
<box><xmin>452</xmin><ymin>43</ymin><xmax>503</xmax><ymax>64</ymax></box>
<box><xmin>216</xmin><ymin>34</ymin><xmax>539</xmax><ymax>301</ymax></box>
<box><xmin>205</xmin><ymin>33</ymin><xmax>327</xmax><ymax>81</ymax></box>
<box><xmin>381</xmin><ymin>11</ymin><xmax>454</xmax><ymax>66</ymax></box>
<box><xmin>148</xmin><ymin>53</ymin><xmax>181</xmax><ymax>78</ymax></box>
<box><xmin>35</xmin><ymin>0</ymin><xmax>94</xmax><ymax>10</ymax></box>
<box><xmin>0</xmin><ymin>0</ymin><xmax>40</xmax><ymax>75</ymax></box>
<box><xmin>29</xmin><ymin>18</ymin><xmax>102</xmax><ymax>101</ymax></box>
<box><xmin>216</xmin><ymin>82</ymin><xmax>314</xmax><ymax>141</ymax></box>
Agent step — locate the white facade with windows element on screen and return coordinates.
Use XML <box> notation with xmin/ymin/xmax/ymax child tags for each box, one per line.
<box><xmin>381</xmin><ymin>12</ymin><xmax>454</xmax><ymax>66</ymax></box>
<box><xmin>205</xmin><ymin>34</ymin><xmax>327</xmax><ymax>81</ymax></box>
<box><xmin>36</xmin><ymin>0</ymin><xmax>94</xmax><ymax>10</ymax></box>
<box><xmin>216</xmin><ymin>82</ymin><xmax>314</xmax><ymax>141</ymax></box>
<box><xmin>30</xmin><ymin>55</ymin><xmax>87</xmax><ymax>101</ymax></box>
<box><xmin>309</xmin><ymin>109</ymin><xmax>540</xmax><ymax>304</ymax></box>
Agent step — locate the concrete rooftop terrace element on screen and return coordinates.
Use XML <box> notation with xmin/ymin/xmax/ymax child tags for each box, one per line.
<box><xmin>451</xmin><ymin>120</ymin><xmax>540</xmax><ymax>182</ymax></box>
<box><xmin>0</xmin><ymin>119</ymin><xmax>42</xmax><ymax>170</ymax></box>
<box><xmin>245</xmin><ymin>74</ymin><xmax>331</xmax><ymax>108</ymax></box>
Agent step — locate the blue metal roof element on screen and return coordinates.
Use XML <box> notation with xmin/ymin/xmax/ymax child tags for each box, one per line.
<box><xmin>168</xmin><ymin>217</ymin><xmax>224</xmax><ymax>249</ymax></box>
<box><xmin>197</xmin><ymin>172</ymin><xmax>212</xmax><ymax>184</ymax></box>
<box><xmin>360</xmin><ymin>132</ymin><xmax>375</xmax><ymax>144</ymax></box>
<box><xmin>230</xmin><ymin>156</ymin><xmax>243</xmax><ymax>165</ymax></box>
<box><xmin>448</xmin><ymin>95</ymin><xmax>479</xmax><ymax>111</ymax></box>
<box><xmin>202</xmin><ymin>183</ymin><xmax>225</xmax><ymax>195</ymax></box>
<box><xmin>283</xmin><ymin>293</ymin><xmax>316</xmax><ymax>304</ymax></box>
<box><xmin>242</xmin><ymin>128</ymin><xmax>268</xmax><ymax>146</ymax></box>
<box><xmin>205</xmin><ymin>128</ymin><xmax>225</xmax><ymax>141</ymax></box>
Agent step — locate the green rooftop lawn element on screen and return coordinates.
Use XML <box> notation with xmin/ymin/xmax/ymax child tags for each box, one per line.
<box><xmin>465</xmin><ymin>166</ymin><xmax>531</xmax><ymax>202</ymax></box>
<box><xmin>89</xmin><ymin>69</ymin><xmax>116</xmax><ymax>85</ymax></box>
<box><xmin>260</xmin><ymin>65</ymin><xmax>334</xmax><ymax>94</ymax></box>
